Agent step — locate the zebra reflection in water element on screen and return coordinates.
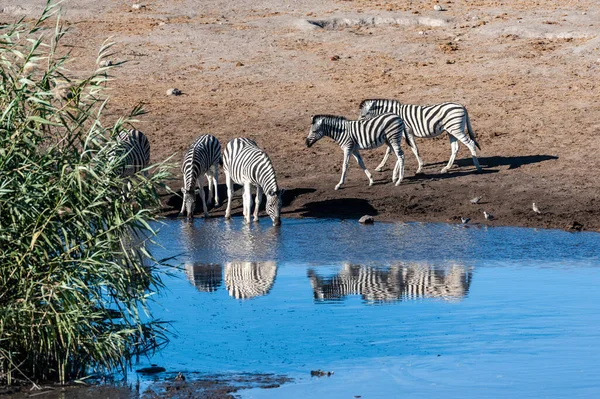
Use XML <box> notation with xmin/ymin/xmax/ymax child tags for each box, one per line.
<box><xmin>184</xmin><ymin>262</ymin><xmax>223</xmax><ymax>292</ymax></box>
<box><xmin>307</xmin><ymin>263</ymin><xmax>472</xmax><ymax>303</ymax></box>
<box><xmin>225</xmin><ymin>261</ymin><xmax>277</xmax><ymax>299</ymax></box>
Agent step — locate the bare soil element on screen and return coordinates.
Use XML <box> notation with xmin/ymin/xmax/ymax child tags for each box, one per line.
<box><xmin>3</xmin><ymin>0</ymin><xmax>600</xmax><ymax>231</ymax></box>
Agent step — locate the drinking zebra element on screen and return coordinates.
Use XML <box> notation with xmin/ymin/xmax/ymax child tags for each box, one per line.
<box><xmin>305</xmin><ymin>113</ymin><xmax>406</xmax><ymax>190</ymax></box>
<box><xmin>359</xmin><ymin>99</ymin><xmax>482</xmax><ymax>174</ymax></box>
<box><xmin>115</xmin><ymin>129</ymin><xmax>150</xmax><ymax>176</ymax></box>
<box><xmin>179</xmin><ymin>134</ymin><xmax>221</xmax><ymax>219</ymax></box>
<box><xmin>307</xmin><ymin>263</ymin><xmax>472</xmax><ymax>303</ymax></box>
<box><xmin>224</xmin><ymin>261</ymin><xmax>277</xmax><ymax>299</ymax></box>
<box><xmin>184</xmin><ymin>262</ymin><xmax>223</xmax><ymax>293</ymax></box>
<box><xmin>223</xmin><ymin>138</ymin><xmax>283</xmax><ymax>226</ymax></box>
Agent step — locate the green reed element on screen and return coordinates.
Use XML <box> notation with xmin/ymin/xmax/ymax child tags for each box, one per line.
<box><xmin>0</xmin><ymin>1</ymin><xmax>172</xmax><ymax>385</ymax></box>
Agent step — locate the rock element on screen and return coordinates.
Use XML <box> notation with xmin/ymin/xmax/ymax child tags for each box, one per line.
<box><xmin>175</xmin><ymin>372</ymin><xmax>186</xmax><ymax>381</ymax></box>
<box><xmin>434</xmin><ymin>5</ymin><xmax>444</xmax><ymax>11</ymax></box>
<box><xmin>136</xmin><ymin>365</ymin><xmax>166</xmax><ymax>374</ymax></box>
<box><xmin>330</xmin><ymin>55</ymin><xmax>340</xmax><ymax>61</ymax></box>
<box><xmin>132</xmin><ymin>4</ymin><xmax>146</xmax><ymax>10</ymax></box>
<box><xmin>311</xmin><ymin>369</ymin><xmax>334</xmax><ymax>377</ymax></box>
<box><xmin>167</xmin><ymin>88</ymin><xmax>182</xmax><ymax>96</ymax></box>
<box><xmin>99</xmin><ymin>60</ymin><xmax>113</xmax><ymax>67</ymax></box>
<box><xmin>359</xmin><ymin>215</ymin><xmax>374</xmax><ymax>224</ymax></box>
<box><xmin>567</xmin><ymin>221</ymin><xmax>583</xmax><ymax>232</ymax></box>
<box><xmin>235</xmin><ymin>61</ymin><xmax>244</xmax><ymax>67</ymax></box>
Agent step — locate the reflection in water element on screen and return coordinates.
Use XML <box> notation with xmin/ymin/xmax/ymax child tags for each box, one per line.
<box><xmin>225</xmin><ymin>261</ymin><xmax>278</xmax><ymax>299</ymax></box>
<box><xmin>184</xmin><ymin>262</ymin><xmax>223</xmax><ymax>292</ymax></box>
<box><xmin>308</xmin><ymin>263</ymin><xmax>472</xmax><ymax>303</ymax></box>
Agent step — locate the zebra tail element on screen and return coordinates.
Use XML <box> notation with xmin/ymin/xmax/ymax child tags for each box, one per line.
<box><xmin>465</xmin><ymin>111</ymin><xmax>481</xmax><ymax>151</ymax></box>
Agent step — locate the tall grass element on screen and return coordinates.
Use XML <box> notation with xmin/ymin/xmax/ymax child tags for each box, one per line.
<box><xmin>0</xmin><ymin>1</ymin><xmax>171</xmax><ymax>385</ymax></box>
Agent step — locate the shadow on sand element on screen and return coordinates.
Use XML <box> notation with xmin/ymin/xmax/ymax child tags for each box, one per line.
<box><xmin>426</xmin><ymin>154</ymin><xmax>558</xmax><ymax>170</ymax></box>
<box><xmin>295</xmin><ymin>198</ymin><xmax>377</xmax><ymax>219</ymax></box>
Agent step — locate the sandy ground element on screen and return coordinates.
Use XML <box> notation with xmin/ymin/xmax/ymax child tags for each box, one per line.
<box><xmin>2</xmin><ymin>0</ymin><xmax>600</xmax><ymax>231</ymax></box>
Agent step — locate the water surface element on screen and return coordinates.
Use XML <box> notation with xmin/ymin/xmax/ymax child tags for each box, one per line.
<box><xmin>139</xmin><ymin>218</ymin><xmax>600</xmax><ymax>398</ymax></box>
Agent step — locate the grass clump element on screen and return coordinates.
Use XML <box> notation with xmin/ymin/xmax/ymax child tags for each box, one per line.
<box><xmin>0</xmin><ymin>1</ymin><xmax>171</xmax><ymax>385</ymax></box>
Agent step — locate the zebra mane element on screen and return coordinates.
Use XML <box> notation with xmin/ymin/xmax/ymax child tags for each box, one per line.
<box><xmin>312</xmin><ymin>114</ymin><xmax>348</xmax><ymax>124</ymax></box>
<box><xmin>359</xmin><ymin>99</ymin><xmax>401</xmax><ymax>109</ymax></box>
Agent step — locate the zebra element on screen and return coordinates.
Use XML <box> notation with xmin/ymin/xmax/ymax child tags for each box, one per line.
<box><xmin>184</xmin><ymin>262</ymin><xmax>223</xmax><ymax>293</ymax></box>
<box><xmin>179</xmin><ymin>134</ymin><xmax>221</xmax><ymax>219</ymax></box>
<box><xmin>305</xmin><ymin>113</ymin><xmax>406</xmax><ymax>190</ymax></box>
<box><xmin>115</xmin><ymin>129</ymin><xmax>151</xmax><ymax>176</ymax></box>
<box><xmin>224</xmin><ymin>261</ymin><xmax>277</xmax><ymax>299</ymax></box>
<box><xmin>223</xmin><ymin>138</ymin><xmax>283</xmax><ymax>226</ymax></box>
<box><xmin>359</xmin><ymin>99</ymin><xmax>482</xmax><ymax>174</ymax></box>
<box><xmin>307</xmin><ymin>263</ymin><xmax>472</xmax><ymax>303</ymax></box>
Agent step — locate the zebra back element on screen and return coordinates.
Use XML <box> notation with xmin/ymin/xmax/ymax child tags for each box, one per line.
<box><xmin>223</xmin><ymin>138</ymin><xmax>279</xmax><ymax>195</ymax></box>
<box><xmin>181</xmin><ymin>134</ymin><xmax>221</xmax><ymax>192</ymax></box>
<box><xmin>116</xmin><ymin>129</ymin><xmax>150</xmax><ymax>176</ymax></box>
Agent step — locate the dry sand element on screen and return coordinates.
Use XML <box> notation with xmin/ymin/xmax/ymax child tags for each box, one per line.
<box><xmin>3</xmin><ymin>0</ymin><xmax>600</xmax><ymax>231</ymax></box>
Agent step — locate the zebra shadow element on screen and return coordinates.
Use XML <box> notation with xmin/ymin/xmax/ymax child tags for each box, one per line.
<box><xmin>426</xmin><ymin>154</ymin><xmax>558</xmax><ymax>171</ymax></box>
<box><xmin>297</xmin><ymin>198</ymin><xmax>377</xmax><ymax>219</ymax></box>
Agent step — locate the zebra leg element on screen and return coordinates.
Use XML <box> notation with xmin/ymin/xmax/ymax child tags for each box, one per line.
<box><xmin>212</xmin><ymin>164</ymin><xmax>220</xmax><ymax>206</ymax></box>
<box><xmin>242</xmin><ymin>181</ymin><xmax>253</xmax><ymax>224</ymax></box>
<box><xmin>441</xmin><ymin>135</ymin><xmax>460</xmax><ymax>174</ymax></box>
<box><xmin>335</xmin><ymin>149</ymin><xmax>351</xmax><ymax>190</ymax></box>
<box><xmin>457</xmin><ymin>136</ymin><xmax>483</xmax><ymax>172</ymax></box>
<box><xmin>352</xmin><ymin>150</ymin><xmax>374</xmax><ymax>186</ymax></box>
<box><xmin>253</xmin><ymin>185</ymin><xmax>263</xmax><ymax>221</ymax></box>
<box><xmin>390</xmin><ymin>144</ymin><xmax>405</xmax><ymax>186</ymax></box>
<box><xmin>206</xmin><ymin>172</ymin><xmax>214</xmax><ymax>208</ymax></box>
<box><xmin>225</xmin><ymin>171</ymin><xmax>233</xmax><ymax>220</ymax></box>
<box><xmin>375</xmin><ymin>146</ymin><xmax>391</xmax><ymax>172</ymax></box>
<box><xmin>198</xmin><ymin>180</ymin><xmax>209</xmax><ymax>218</ymax></box>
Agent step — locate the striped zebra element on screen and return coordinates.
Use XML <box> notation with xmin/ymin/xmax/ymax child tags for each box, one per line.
<box><xmin>306</xmin><ymin>113</ymin><xmax>406</xmax><ymax>190</ymax></box>
<box><xmin>115</xmin><ymin>129</ymin><xmax>151</xmax><ymax>176</ymax></box>
<box><xmin>224</xmin><ymin>261</ymin><xmax>277</xmax><ymax>299</ymax></box>
<box><xmin>179</xmin><ymin>134</ymin><xmax>221</xmax><ymax>219</ymax></box>
<box><xmin>223</xmin><ymin>138</ymin><xmax>283</xmax><ymax>226</ymax></box>
<box><xmin>184</xmin><ymin>262</ymin><xmax>223</xmax><ymax>292</ymax></box>
<box><xmin>307</xmin><ymin>263</ymin><xmax>472</xmax><ymax>303</ymax></box>
<box><xmin>359</xmin><ymin>99</ymin><xmax>482</xmax><ymax>174</ymax></box>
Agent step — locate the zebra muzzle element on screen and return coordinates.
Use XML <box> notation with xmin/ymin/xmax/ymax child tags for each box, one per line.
<box><xmin>305</xmin><ymin>138</ymin><xmax>313</xmax><ymax>148</ymax></box>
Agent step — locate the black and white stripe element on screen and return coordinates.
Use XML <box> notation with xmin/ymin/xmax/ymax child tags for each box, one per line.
<box><xmin>184</xmin><ymin>262</ymin><xmax>223</xmax><ymax>293</ymax></box>
<box><xmin>224</xmin><ymin>261</ymin><xmax>277</xmax><ymax>299</ymax></box>
<box><xmin>223</xmin><ymin>138</ymin><xmax>283</xmax><ymax>226</ymax></box>
<box><xmin>359</xmin><ymin>99</ymin><xmax>482</xmax><ymax>174</ymax></box>
<box><xmin>115</xmin><ymin>129</ymin><xmax>150</xmax><ymax>176</ymax></box>
<box><xmin>305</xmin><ymin>113</ymin><xmax>406</xmax><ymax>190</ymax></box>
<box><xmin>308</xmin><ymin>264</ymin><xmax>472</xmax><ymax>303</ymax></box>
<box><xmin>179</xmin><ymin>134</ymin><xmax>221</xmax><ymax>218</ymax></box>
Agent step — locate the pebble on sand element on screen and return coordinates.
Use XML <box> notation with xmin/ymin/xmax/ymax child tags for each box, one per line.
<box><xmin>167</xmin><ymin>88</ymin><xmax>182</xmax><ymax>96</ymax></box>
<box><xmin>359</xmin><ymin>215</ymin><xmax>374</xmax><ymax>224</ymax></box>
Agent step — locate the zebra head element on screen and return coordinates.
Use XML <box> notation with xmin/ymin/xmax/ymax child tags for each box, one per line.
<box><xmin>359</xmin><ymin>99</ymin><xmax>378</xmax><ymax>119</ymax></box>
<box><xmin>181</xmin><ymin>188</ymin><xmax>196</xmax><ymax>219</ymax></box>
<box><xmin>306</xmin><ymin>115</ymin><xmax>345</xmax><ymax>147</ymax></box>
<box><xmin>265</xmin><ymin>188</ymin><xmax>284</xmax><ymax>226</ymax></box>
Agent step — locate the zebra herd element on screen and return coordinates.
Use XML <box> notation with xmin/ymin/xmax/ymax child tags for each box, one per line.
<box><xmin>117</xmin><ymin>98</ymin><xmax>482</xmax><ymax>225</ymax></box>
<box><xmin>185</xmin><ymin>261</ymin><xmax>472</xmax><ymax>302</ymax></box>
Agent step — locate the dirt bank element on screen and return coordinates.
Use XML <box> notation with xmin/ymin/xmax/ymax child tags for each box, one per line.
<box><xmin>3</xmin><ymin>0</ymin><xmax>599</xmax><ymax>231</ymax></box>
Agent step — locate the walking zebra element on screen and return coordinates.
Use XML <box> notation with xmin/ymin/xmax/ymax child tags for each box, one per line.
<box><xmin>223</xmin><ymin>138</ymin><xmax>283</xmax><ymax>226</ymax></box>
<box><xmin>115</xmin><ymin>129</ymin><xmax>150</xmax><ymax>176</ymax></box>
<box><xmin>307</xmin><ymin>263</ymin><xmax>472</xmax><ymax>303</ymax></box>
<box><xmin>224</xmin><ymin>261</ymin><xmax>277</xmax><ymax>299</ymax></box>
<box><xmin>359</xmin><ymin>99</ymin><xmax>482</xmax><ymax>174</ymax></box>
<box><xmin>179</xmin><ymin>134</ymin><xmax>221</xmax><ymax>219</ymax></box>
<box><xmin>305</xmin><ymin>113</ymin><xmax>406</xmax><ymax>190</ymax></box>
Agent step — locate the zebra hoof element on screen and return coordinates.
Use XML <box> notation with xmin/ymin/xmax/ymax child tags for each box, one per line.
<box><xmin>395</xmin><ymin>180</ymin><xmax>403</xmax><ymax>186</ymax></box>
<box><xmin>415</xmin><ymin>170</ymin><xmax>424</xmax><ymax>175</ymax></box>
<box><xmin>334</xmin><ymin>185</ymin><xmax>342</xmax><ymax>190</ymax></box>
<box><xmin>440</xmin><ymin>168</ymin><xmax>449</xmax><ymax>174</ymax></box>
<box><xmin>368</xmin><ymin>181</ymin><xmax>374</xmax><ymax>187</ymax></box>
<box><xmin>375</xmin><ymin>167</ymin><xmax>383</xmax><ymax>172</ymax></box>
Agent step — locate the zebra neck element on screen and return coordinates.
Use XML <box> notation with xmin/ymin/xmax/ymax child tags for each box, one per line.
<box><xmin>324</xmin><ymin>120</ymin><xmax>347</xmax><ymax>143</ymax></box>
<box><xmin>255</xmin><ymin>160</ymin><xmax>278</xmax><ymax>194</ymax></box>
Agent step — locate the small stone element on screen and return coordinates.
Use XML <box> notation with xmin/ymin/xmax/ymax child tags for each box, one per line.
<box><xmin>330</xmin><ymin>55</ymin><xmax>340</xmax><ymax>61</ymax></box>
<box><xmin>132</xmin><ymin>4</ymin><xmax>145</xmax><ymax>10</ymax></box>
<box><xmin>99</xmin><ymin>60</ymin><xmax>113</xmax><ymax>67</ymax></box>
<box><xmin>235</xmin><ymin>61</ymin><xmax>244</xmax><ymax>67</ymax></box>
<box><xmin>434</xmin><ymin>4</ymin><xmax>444</xmax><ymax>11</ymax></box>
<box><xmin>175</xmin><ymin>372</ymin><xmax>185</xmax><ymax>381</ymax></box>
<box><xmin>167</xmin><ymin>88</ymin><xmax>182</xmax><ymax>96</ymax></box>
<box><xmin>359</xmin><ymin>215</ymin><xmax>374</xmax><ymax>224</ymax></box>
<box><xmin>567</xmin><ymin>221</ymin><xmax>583</xmax><ymax>231</ymax></box>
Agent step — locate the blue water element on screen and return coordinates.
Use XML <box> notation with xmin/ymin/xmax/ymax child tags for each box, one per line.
<box><xmin>138</xmin><ymin>218</ymin><xmax>600</xmax><ymax>398</ymax></box>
